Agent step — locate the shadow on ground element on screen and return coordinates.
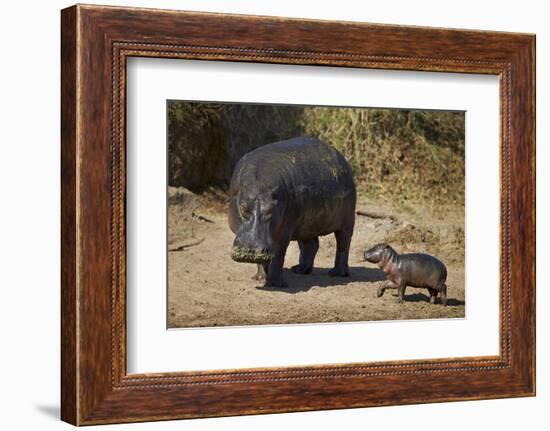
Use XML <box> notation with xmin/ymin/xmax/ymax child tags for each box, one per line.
<box><xmin>260</xmin><ymin>269</ymin><xmax>466</xmax><ymax>307</ymax></box>
<box><xmin>257</xmin><ymin>266</ymin><xmax>386</xmax><ymax>294</ymax></box>
<box><xmin>402</xmin><ymin>292</ymin><xmax>465</xmax><ymax>307</ymax></box>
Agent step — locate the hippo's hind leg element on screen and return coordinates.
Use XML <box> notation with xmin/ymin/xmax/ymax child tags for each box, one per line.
<box><xmin>291</xmin><ymin>237</ymin><xmax>319</xmax><ymax>275</ymax></box>
<box><xmin>428</xmin><ymin>287</ymin><xmax>438</xmax><ymax>304</ymax></box>
<box><xmin>397</xmin><ymin>282</ymin><xmax>407</xmax><ymax>303</ymax></box>
<box><xmin>439</xmin><ymin>283</ymin><xmax>448</xmax><ymax>306</ymax></box>
<box><xmin>329</xmin><ymin>228</ymin><xmax>353</xmax><ymax>277</ymax></box>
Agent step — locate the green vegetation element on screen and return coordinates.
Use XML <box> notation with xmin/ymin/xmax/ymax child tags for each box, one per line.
<box><xmin>167</xmin><ymin>101</ymin><xmax>464</xmax><ymax>205</ymax></box>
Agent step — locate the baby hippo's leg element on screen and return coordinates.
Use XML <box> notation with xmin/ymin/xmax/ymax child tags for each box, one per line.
<box><xmin>397</xmin><ymin>283</ymin><xmax>407</xmax><ymax>303</ymax></box>
<box><xmin>377</xmin><ymin>279</ymin><xmax>399</xmax><ymax>298</ymax></box>
<box><xmin>291</xmin><ymin>237</ymin><xmax>319</xmax><ymax>274</ymax></box>
<box><xmin>428</xmin><ymin>288</ymin><xmax>438</xmax><ymax>304</ymax></box>
<box><xmin>439</xmin><ymin>283</ymin><xmax>448</xmax><ymax>306</ymax></box>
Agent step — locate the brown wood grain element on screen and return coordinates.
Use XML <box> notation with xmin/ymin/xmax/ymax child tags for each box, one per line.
<box><xmin>60</xmin><ymin>5</ymin><xmax>78</xmax><ymax>425</ymax></box>
<box><xmin>60</xmin><ymin>4</ymin><xmax>535</xmax><ymax>425</ymax></box>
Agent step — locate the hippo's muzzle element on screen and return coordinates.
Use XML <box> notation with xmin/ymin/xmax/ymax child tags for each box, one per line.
<box><xmin>231</xmin><ymin>246</ymin><xmax>274</xmax><ymax>263</ymax></box>
<box><xmin>230</xmin><ymin>201</ymin><xmax>274</xmax><ymax>263</ymax></box>
<box><xmin>363</xmin><ymin>243</ymin><xmax>390</xmax><ymax>264</ymax></box>
<box><xmin>363</xmin><ymin>250</ymin><xmax>379</xmax><ymax>264</ymax></box>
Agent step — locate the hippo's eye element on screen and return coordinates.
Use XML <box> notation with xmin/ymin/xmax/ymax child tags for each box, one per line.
<box><xmin>261</xmin><ymin>200</ymin><xmax>276</xmax><ymax>222</ymax></box>
<box><xmin>239</xmin><ymin>203</ymin><xmax>250</xmax><ymax>218</ymax></box>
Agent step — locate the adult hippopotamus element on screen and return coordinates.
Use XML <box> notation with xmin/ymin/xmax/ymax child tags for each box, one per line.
<box><xmin>363</xmin><ymin>243</ymin><xmax>448</xmax><ymax>305</ymax></box>
<box><xmin>228</xmin><ymin>137</ymin><xmax>356</xmax><ymax>287</ymax></box>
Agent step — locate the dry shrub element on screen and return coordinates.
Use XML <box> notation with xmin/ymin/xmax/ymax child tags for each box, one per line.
<box><xmin>167</xmin><ymin>102</ymin><xmax>464</xmax><ymax>206</ymax></box>
<box><xmin>300</xmin><ymin>108</ymin><xmax>464</xmax><ymax>206</ymax></box>
<box><xmin>168</xmin><ymin>102</ymin><xmax>303</xmax><ymax>191</ymax></box>
<box><xmin>167</xmin><ymin>103</ymin><xmax>228</xmax><ymax>192</ymax></box>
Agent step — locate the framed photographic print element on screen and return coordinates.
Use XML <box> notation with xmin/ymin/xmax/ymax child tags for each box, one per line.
<box><xmin>61</xmin><ymin>4</ymin><xmax>535</xmax><ymax>425</ymax></box>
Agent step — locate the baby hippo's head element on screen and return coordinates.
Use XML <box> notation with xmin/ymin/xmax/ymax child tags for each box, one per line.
<box><xmin>363</xmin><ymin>243</ymin><xmax>393</xmax><ymax>263</ymax></box>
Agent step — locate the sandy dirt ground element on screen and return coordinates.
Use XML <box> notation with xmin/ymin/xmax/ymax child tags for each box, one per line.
<box><xmin>167</xmin><ymin>189</ymin><xmax>465</xmax><ymax>328</ymax></box>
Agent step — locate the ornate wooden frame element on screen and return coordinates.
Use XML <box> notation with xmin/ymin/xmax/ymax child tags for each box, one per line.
<box><xmin>61</xmin><ymin>4</ymin><xmax>535</xmax><ymax>425</ymax></box>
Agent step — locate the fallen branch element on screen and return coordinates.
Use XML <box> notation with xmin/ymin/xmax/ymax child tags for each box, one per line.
<box><xmin>168</xmin><ymin>237</ymin><xmax>205</xmax><ymax>252</ymax></box>
<box><xmin>192</xmin><ymin>212</ymin><xmax>215</xmax><ymax>223</ymax></box>
<box><xmin>356</xmin><ymin>210</ymin><xmax>399</xmax><ymax>223</ymax></box>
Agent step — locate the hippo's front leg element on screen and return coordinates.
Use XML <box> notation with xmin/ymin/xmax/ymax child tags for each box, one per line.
<box><xmin>252</xmin><ymin>263</ymin><xmax>268</xmax><ymax>283</ymax></box>
<box><xmin>265</xmin><ymin>239</ymin><xmax>290</xmax><ymax>288</ymax></box>
<box><xmin>377</xmin><ymin>279</ymin><xmax>398</xmax><ymax>298</ymax></box>
<box><xmin>291</xmin><ymin>237</ymin><xmax>319</xmax><ymax>274</ymax></box>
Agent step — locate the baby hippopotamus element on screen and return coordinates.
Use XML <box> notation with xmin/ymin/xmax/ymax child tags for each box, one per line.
<box><xmin>363</xmin><ymin>243</ymin><xmax>448</xmax><ymax>305</ymax></box>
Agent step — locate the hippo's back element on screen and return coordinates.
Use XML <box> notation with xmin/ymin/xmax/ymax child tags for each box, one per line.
<box><xmin>237</xmin><ymin>137</ymin><xmax>355</xmax><ymax>193</ymax></box>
